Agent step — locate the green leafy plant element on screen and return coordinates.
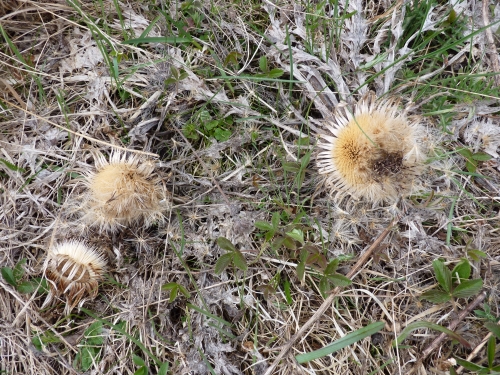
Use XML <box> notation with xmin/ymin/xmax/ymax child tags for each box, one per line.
<box><xmin>420</xmin><ymin>259</ymin><xmax>483</xmax><ymax>303</ymax></box>
<box><xmin>457</xmin><ymin>147</ymin><xmax>493</xmax><ymax>174</ymax></box>
<box><xmin>183</xmin><ymin>110</ymin><xmax>234</xmax><ymax>142</ymax></box>
<box><xmin>224</xmin><ymin>50</ymin><xmax>243</xmax><ymax>68</ymax></box>
<box><xmin>133</xmin><ymin>354</ymin><xmax>149</xmax><ymax>375</ymax></box>
<box><xmin>161</xmin><ymin>282</ymin><xmax>191</xmax><ymax>302</ymax></box>
<box><xmin>1</xmin><ymin>258</ymin><xmax>48</xmax><ymax>294</ymax></box>
<box><xmin>475</xmin><ymin>303</ymin><xmax>500</xmax><ymax>324</ymax></box>
<box><xmin>32</xmin><ymin>331</ymin><xmax>62</xmax><ymax>351</ymax></box>
<box><xmin>296</xmin><ymin>321</ymin><xmax>385</xmax><ymax>363</ymax></box>
<box><xmin>453</xmin><ymin>323</ymin><xmax>500</xmax><ymax>374</ymax></box>
<box><xmin>317</xmin><ymin>258</ymin><xmax>352</xmax><ymax>297</ymax></box>
<box><xmin>132</xmin><ymin>355</ymin><xmax>169</xmax><ymax>375</ymax></box>
<box><xmin>254</xmin><ymin>56</ymin><xmax>284</xmax><ymax>79</ymax></box>
<box><xmin>468</xmin><ymin>248</ymin><xmax>488</xmax><ymax>262</ymax></box>
<box><xmin>165</xmin><ymin>65</ymin><xmax>189</xmax><ymax>86</ymax></box>
<box><xmin>74</xmin><ymin>321</ymin><xmax>104</xmax><ymax>371</ymax></box>
<box><xmin>255</xmin><ymin>211</ymin><xmax>352</xmax><ymax>297</ymax></box>
<box><xmin>80</xmin><ymin>308</ymin><xmax>169</xmax><ymax>371</ymax></box>
<box><xmin>282</xmin><ymin>152</ymin><xmax>311</xmax><ymax>192</ymax></box>
<box><xmin>215</xmin><ymin>237</ymin><xmax>248</xmax><ymax>274</ymax></box>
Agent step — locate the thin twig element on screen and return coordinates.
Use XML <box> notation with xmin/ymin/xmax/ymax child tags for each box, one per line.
<box><xmin>420</xmin><ymin>290</ymin><xmax>487</xmax><ymax>359</ymax></box>
<box><xmin>263</xmin><ymin>215</ymin><xmax>400</xmax><ymax>375</ymax></box>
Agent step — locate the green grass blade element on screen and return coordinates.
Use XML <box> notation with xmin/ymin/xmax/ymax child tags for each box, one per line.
<box><xmin>295</xmin><ymin>321</ymin><xmax>385</xmax><ymax>364</ymax></box>
<box><xmin>140</xmin><ymin>15</ymin><xmax>162</xmax><ymax>39</ymax></box>
<box><xmin>353</xmin><ymin>20</ymin><xmax>500</xmax><ymax>94</ymax></box>
<box><xmin>0</xmin><ymin>158</ymin><xmax>25</xmax><ymax>173</ymax></box>
<box><xmin>123</xmin><ymin>36</ymin><xmax>193</xmax><ymax>45</ymax></box>
<box><xmin>393</xmin><ymin>321</ymin><xmax>471</xmax><ymax>348</ymax></box>
<box><xmin>207</xmin><ymin>75</ymin><xmax>305</xmax><ymax>83</ymax></box>
<box><xmin>187</xmin><ymin>303</ymin><xmax>233</xmax><ymax>328</ymax></box>
<box><xmin>80</xmin><ymin>308</ymin><xmax>162</xmax><ymax>366</ymax></box>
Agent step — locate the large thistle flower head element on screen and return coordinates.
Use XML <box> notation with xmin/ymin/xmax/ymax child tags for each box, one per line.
<box><xmin>81</xmin><ymin>151</ymin><xmax>167</xmax><ymax>232</ymax></box>
<box><xmin>317</xmin><ymin>92</ymin><xmax>425</xmax><ymax>204</ymax></box>
<box><xmin>42</xmin><ymin>240</ymin><xmax>106</xmax><ymax>314</ymax></box>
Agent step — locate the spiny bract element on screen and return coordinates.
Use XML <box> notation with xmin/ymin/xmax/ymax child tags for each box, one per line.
<box><xmin>317</xmin><ymin>92</ymin><xmax>425</xmax><ymax>204</ymax></box>
<box><xmin>81</xmin><ymin>151</ymin><xmax>166</xmax><ymax>232</ymax></box>
<box><xmin>42</xmin><ymin>239</ymin><xmax>106</xmax><ymax>314</ymax></box>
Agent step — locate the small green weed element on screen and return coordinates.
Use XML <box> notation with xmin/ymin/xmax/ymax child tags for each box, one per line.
<box><xmin>74</xmin><ymin>321</ymin><xmax>104</xmax><ymax>372</ymax></box>
<box><xmin>255</xmin><ymin>211</ymin><xmax>351</xmax><ymax>297</ymax></box>
<box><xmin>133</xmin><ymin>355</ymin><xmax>147</xmax><ymax>375</ymax></box>
<box><xmin>1</xmin><ymin>258</ymin><xmax>48</xmax><ymax>294</ymax></box>
<box><xmin>457</xmin><ymin>147</ymin><xmax>493</xmax><ymax>175</ymax></box>
<box><xmin>420</xmin><ymin>259</ymin><xmax>483</xmax><ymax>303</ymax></box>
<box><xmin>254</xmin><ymin>56</ymin><xmax>284</xmax><ymax>80</ymax></box>
<box><xmin>475</xmin><ymin>303</ymin><xmax>500</xmax><ymax>324</ymax></box>
<box><xmin>183</xmin><ymin>110</ymin><xmax>234</xmax><ymax>143</ymax></box>
<box><xmin>453</xmin><ymin>323</ymin><xmax>500</xmax><ymax>374</ymax></box>
<box><xmin>164</xmin><ymin>66</ymin><xmax>189</xmax><ymax>88</ymax></box>
<box><xmin>81</xmin><ymin>308</ymin><xmax>170</xmax><ymax>372</ymax></box>
<box><xmin>282</xmin><ymin>152</ymin><xmax>311</xmax><ymax>195</ymax></box>
<box><xmin>32</xmin><ymin>331</ymin><xmax>62</xmax><ymax>351</ymax></box>
<box><xmin>215</xmin><ymin>237</ymin><xmax>248</xmax><ymax>274</ymax></box>
<box><xmin>161</xmin><ymin>282</ymin><xmax>191</xmax><ymax>302</ymax></box>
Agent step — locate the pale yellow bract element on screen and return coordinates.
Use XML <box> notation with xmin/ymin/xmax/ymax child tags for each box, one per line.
<box><xmin>317</xmin><ymin>93</ymin><xmax>425</xmax><ymax>204</ymax></box>
<box><xmin>81</xmin><ymin>152</ymin><xmax>166</xmax><ymax>232</ymax></box>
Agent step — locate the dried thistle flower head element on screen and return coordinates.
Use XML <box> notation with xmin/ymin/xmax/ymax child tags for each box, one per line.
<box><xmin>82</xmin><ymin>152</ymin><xmax>166</xmax><ymax>232</ymax></box>
<box><xmin>42</xmin><ymin>240</ymin><xmax>106</xmax><ymax>314</ymax></box>
<box><xmin>317</xmin><ymin>92</ymin><xmax>425</xmax><ymax>204</ymax></box>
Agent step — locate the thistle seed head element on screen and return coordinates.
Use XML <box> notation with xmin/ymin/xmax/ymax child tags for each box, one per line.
<box><xmin>42</xmin><ymin>240</ymin><xmax>106</xmax><ymax>314</ymax></box>
<box><xmin>317</xmin><ymin>92</ymin><xmax>425</xmax><ymax>204</ymax></box>
<box><xmin>82</xmin><ymin>152</ymin><xmax>167</xmax><ymax>232</ymax></box>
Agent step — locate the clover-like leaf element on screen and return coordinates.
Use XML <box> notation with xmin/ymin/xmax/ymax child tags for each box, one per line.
<box><xmin>215</xmin><ymin>253</ymin><xmax>233</xmax><ymax>274</ymax></box>
<box><xmin>471</xmin><ymin>152</ymin><xmax>492</xmax><ymax>161</ymax></box>
<box><xmin>432</xmin><ymin>259</ymin><xmax>452</xmax><ymax>293</ymax></box>
<box><xmin>285</xmin><ymin>229</ymin><xmax>304</xmax><ymax>245</ymax></box>
<box><xmin>421</xmin><ymin>290</ymin><xmax>451</xmax><ymax>304</ymax></box>
<box><xmin>327</xmin><ymin>274</ymin><xmax>352</xmax><ymax>288</ymax></box>
<box><xmin>451</xmin><ymin>259</ymin><xmax>470</xmax><ymax>282</ymax></box>
<box><xmin>232</xmin><ymin>250</ymin><xmax>248</xmax><ymax>272</ymax></box>
<box><xmin>452</xmin><ymin>279</ymin><xmax>483</xmax><ymax>299</ymax></box>
<box><xmin>485</xmin><ymin>322</ymin><xmax>500</xmax><ymax>340</ymax></box>
<box><xmin>217</xmin><ymin>237</ymin><xmax>236</xmax><ymax>252</ymax></box>
<box><xmin>1</xmin><ymin>267</ymin><xmax>17</xmax><ymax>288</ymax></box>
<box><xmin>324</xmin><ymin>259</ymin><xmax>340</xmax><ymax>276</ymax></box>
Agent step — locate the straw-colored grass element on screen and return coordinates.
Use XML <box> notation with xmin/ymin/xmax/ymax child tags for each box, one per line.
<box><xmin>1</xmin><ymin>0</ymin><xmax>499</xmax><ymax>374</ymax></box>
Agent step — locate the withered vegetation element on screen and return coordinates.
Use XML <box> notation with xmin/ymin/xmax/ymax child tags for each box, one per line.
<box><xmin>1</xmin><ymin>0</ymin><xmax>499</xmax><ymax>374</ymax></box>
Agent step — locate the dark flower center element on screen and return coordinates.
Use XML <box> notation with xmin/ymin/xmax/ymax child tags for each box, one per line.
<box><xmin>371</xmin><ymin>150</ymin><xmax>404</xmax><ymax>177</ymax></box>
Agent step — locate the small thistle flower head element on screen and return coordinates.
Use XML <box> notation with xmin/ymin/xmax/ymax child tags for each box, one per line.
<box><xmin>42</xmin><ymin>240</ymin><xmax>106</xmax><ymax>314</ymax></box>
<box><xmin>317</xmin><ymin>92</ymin><xmax>425</xmax><ymax>204</ymax></box>
<box><xmin>82</xmin><ymin>151</ymin><xmax>167</xmax><ymax>232</ymax></box>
